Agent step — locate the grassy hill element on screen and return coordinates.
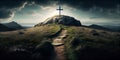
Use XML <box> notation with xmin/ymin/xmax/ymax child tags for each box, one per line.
<box><xmin>64</xmin><ymin>26</ymin><xmax>120</xmax><ymax>60</ymax></box>
<box><xmin>0</xmin><ymin>24</ymin><xmax>120</xmax><ymax>60</ymax></box>
<box><xmin>0</xmin><ymin>24</ymin><xmax>61</xmax><ymax>45</ymax></box>
<box><xmin>0</xmin><ymin>24</ymin><xmax>61</xmax><ymax>60</ymax></box>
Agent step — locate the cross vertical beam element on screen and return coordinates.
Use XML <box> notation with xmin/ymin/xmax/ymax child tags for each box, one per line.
<box><xmin>57</xmin><ymin>0</ymin><xmax>63</xmax><ymax>16</ymax></box>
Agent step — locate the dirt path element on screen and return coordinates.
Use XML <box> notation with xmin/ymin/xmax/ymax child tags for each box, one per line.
<box><xmin>52</xmin><ymin>30</ymin><xmax>67</xmax><ymax>60</ymax></box>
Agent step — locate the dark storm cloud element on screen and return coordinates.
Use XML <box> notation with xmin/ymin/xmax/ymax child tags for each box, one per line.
<box><xmin>0</xmin><ymin>0</ymin><xmax>120</xmax><ymax>21</ymax></box>
<box><xmin>0</xmin><ymin>9</ymin><xmax>13</xmax><ymax>19</ymax></box>
<box><xmin>0</xmin><ymin>0</ymin><xmax>51</xmax><ymax>9</ymax></box>
<box><xmin>0</xmin><ymin>0</ymin><xmax>54</xmax><ymax>20</ymax></box>
<box><xmin>0</xmin><ymin>0</ymin><xmax>26</xmax><ymax>8</ymax></box>
<box><xmin>0</xmin><ymin>0</ymin><xmax>48</xmax><ymax>20</ymax></box>
<box><xmin>0</xmin><ymin>0</ymin><xmax>27</xmax><ymax>20</ymax></box>
<box><xmin>59</xmin><ymin>0</ymin><xmax>120</xmax><ymax>20</ymax></box>
<box><xmin>60</xmin><ymin>0</ymin><xmax>120</xmax><ymax>10</ymax></box>
<box><xmin>0</xmin><ymin>0</ymin><xmax>119</xmax><ymax>9</ymax></box>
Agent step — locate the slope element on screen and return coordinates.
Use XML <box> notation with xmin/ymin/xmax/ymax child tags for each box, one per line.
<box><xmin>0</xmin><ymin>24</ymin><xmax>61</xmax><ymax>60</ymax></box>
<box><xmin>64</xmin><ymin>26</ymin><xmax>120</xmax><ymax>60</ymax></box>
<box><xmin>0</xmin><ymin>24</ymin><xmax>120</xmax><ymax>60</ymax></box>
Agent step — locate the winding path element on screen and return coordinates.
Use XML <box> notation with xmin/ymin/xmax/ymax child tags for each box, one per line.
<box><xmin>52</xmin><ymin>30</ymin><xmax>67</xmax><ymax>60</ymax></box>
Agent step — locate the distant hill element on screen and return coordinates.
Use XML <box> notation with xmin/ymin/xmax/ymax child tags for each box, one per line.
<box><xmin>0</xmin><ymin>21</ymin><xmax>23</xmax><ymax>32</ymax></box>
<box><xmin>88</xmin><ymin>24</ymin><xmax>112</xmax><ymax>31</ymax></box>
<box><xmin>88</xmin><ymin>24</ymin><xmax>120</xmax><ymax>32</ymax></box>
<box><xmin>3</xmin><ymin>21</ymin><xmax>23</xmax><ymax>30</ymax></box>
<box><xmin>0</xmin><ymin>24</ymin><xmax>13</xmax><ymax>32</ymax></box>
<box><xmin>103</xmin><ymin>25</ymin><xmax>120</xmax><ymax>32</ymax></box>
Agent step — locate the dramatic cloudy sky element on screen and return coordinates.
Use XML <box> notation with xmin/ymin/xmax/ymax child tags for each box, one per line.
<box><xmin>0</xmin><ymin>0</ymin><xmax>120</xmax><ymax>26</ymax></box>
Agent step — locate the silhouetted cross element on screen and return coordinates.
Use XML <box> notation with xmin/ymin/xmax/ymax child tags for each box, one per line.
<box><xmin>57</xmin><ymin>0</ymin><xmax>63</xmax><ymax>16</ymax></box>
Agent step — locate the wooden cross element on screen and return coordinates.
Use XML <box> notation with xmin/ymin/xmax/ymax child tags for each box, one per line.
<box><xmin>57</xmin><ymin>0</ymin><xmax>63</xmax><ymax>16</ymax></box>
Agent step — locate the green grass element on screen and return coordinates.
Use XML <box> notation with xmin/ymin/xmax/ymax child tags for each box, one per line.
<box><xmin>64</xmin><ymin>35</ymin><xmax>78</xmax><ymax>60</ymax></box>
<box><xmin>0</xmin><ymin>24</ymin><xmax>120</xmax><ymax>60</ymax></box>
<box><xmin>0</xmin><ymin>24</ymin><xmax>61</xmax><ymax>47</ymax></box>
<box><xmin>0</xmin><ymin>24</ymin><xmax>61</xmax><ymax>60</ymax></box>
<box><xmin>64</xmin><ymin>26</ymin><xmax>120</xmax><ymax>60</ymax></box>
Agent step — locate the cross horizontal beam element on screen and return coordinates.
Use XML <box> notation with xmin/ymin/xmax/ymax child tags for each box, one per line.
<box><xmin>57</xmin><ymin>9</ymin><xmax>63</xmax><ymax>10</ymax></box>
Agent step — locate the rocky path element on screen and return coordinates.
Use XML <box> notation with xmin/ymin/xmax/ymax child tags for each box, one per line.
<box><xmin>52</xmin><ymin>30</ymin><xmax>67</xmax><ymax>60</ymax></box>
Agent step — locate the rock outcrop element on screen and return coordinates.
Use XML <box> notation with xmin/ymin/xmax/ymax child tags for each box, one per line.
<box><xmin>35</xmin><ymin>15</ymin><xmax>81</xmax><ymax>26</ymax></box>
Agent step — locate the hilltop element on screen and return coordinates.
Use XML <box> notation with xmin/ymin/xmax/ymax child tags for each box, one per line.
<box><xmin>0</xmin><ymin>15</ymin><xmax>120</xmax><ymax>60</ymax></box>
<box><xmin>35</xmin><ymin>15</ymin><xmax>81</xmax><ymax>26</ymax></box>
